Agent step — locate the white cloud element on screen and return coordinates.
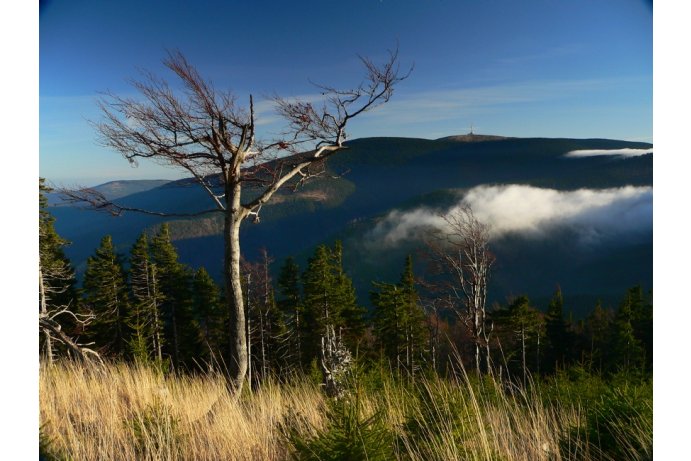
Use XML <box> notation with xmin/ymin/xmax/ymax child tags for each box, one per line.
<box><xmin>368</xmin><ymin>184</ymin><xmax>652</xmax><ymax>247</ymax></box>
<box><xmin>564</xmin><ymin>148</ymin><xmax>653</xmax><ymax>158</ymax></box>
<box><xmin>357</xmin><ymin>77</ymin><xmax>626</xmax><ymax>126</ymax></box>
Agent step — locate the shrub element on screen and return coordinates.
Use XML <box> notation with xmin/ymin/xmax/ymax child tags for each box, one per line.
<box><xmin>283</xmin><ymin>396</ymin><xmax>394</xmax><ymax>461</ymax></box>
<box><xmin>576</xmin><ymin>384</ymin><xmax>652</xmax><ymax>460</ymax></box>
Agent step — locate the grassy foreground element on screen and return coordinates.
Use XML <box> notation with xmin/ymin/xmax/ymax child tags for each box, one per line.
<box><xmin>39</xmin><ymin>362</ymin><xmax>651</xmax><ymax>460</ymax></box>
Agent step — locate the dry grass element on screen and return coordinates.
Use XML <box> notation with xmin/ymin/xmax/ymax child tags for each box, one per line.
<box><xmin>40</xmin><ymin>362</ymin><xmax>651</xmax><ymax>460</ymax></box>
<box><xmin>40</xmin><ymin>362</ymin><xmax>325</xmax><ymax>460</ymax></box>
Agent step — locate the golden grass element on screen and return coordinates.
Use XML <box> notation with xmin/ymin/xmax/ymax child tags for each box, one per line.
<box><xmin>40</xmin><ymin>362</ymin><xmax>650</xmax><ymax>460</ymax></box>
<box><xmin>40</xmin><ymin>362</ymin><xmax>325</xmax><ymax>460</ymax></box>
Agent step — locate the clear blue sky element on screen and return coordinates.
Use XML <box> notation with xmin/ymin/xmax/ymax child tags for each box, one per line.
<box><xmin>39</xmin><ymin>0</ymin><xmax>652</xmax><ymax>185</ymax></box>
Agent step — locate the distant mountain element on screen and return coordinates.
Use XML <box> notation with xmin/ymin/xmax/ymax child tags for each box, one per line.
<box><xmin>436</xmin><ymin>133</ymin><xmax>509</xmax><ymax>142</ymax></box>
<box><xmin>50</xmin><ymin>136</ymin><xmax>652</xmax><ymax>316</ymax></box>
<box><xmin>90</xmin><ymin>180</ymin><xmax>173</xmax><ymax>200</ymax></box>
<box><xmin>47</xmin><ymin>179</ymin><xmax>172</xmax><ymax>205</ymax></box>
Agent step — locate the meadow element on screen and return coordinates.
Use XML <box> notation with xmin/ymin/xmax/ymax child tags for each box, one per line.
<box><xmin>39</xmin><ymin>361</ymin><xmax>652</xmax><ymax>461</ymax></box>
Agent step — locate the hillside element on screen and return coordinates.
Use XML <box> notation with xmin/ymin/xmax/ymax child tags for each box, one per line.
<box><xmin>50</xmin><ymin>135</ymin><xmax>652</xmax><ymax>315</ymax></box>
<box><xmin>47</xmin><ymin>179</ymin><xmax>172</xmax><ymax>205</ymax></box>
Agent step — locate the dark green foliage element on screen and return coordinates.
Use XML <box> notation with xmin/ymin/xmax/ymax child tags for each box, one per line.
<box><xmin>126</xmin><ymin>398</ymin><xmax>182</xmax><ymax>458</ymax></box>
<box><xmin>370</xmin><ymin>255</ymin><xmax>428</xmax><ymax>376</ymax></box>
<box><xmin>492</xmin><ymin>295</ymin><xmax>544</xmax><ymax>383</ymax></box>
<box><xmin>627</xmin><ymin>286</ymin><xmax>653</xmax><ymax>372</ymax></box>
<box><xmin>82</xmin><ymin>235</ymin><xmax>131</xmax><ymax>356</ymax></box>
<box><xmin>277</xmin><ymin>257</ymin><xmax>304</xmax><ymax>372</ymax></box>
<box><xmin>39</xmin><ymin>179</ymin><xmax>80</xmax><ymax>359</ymax></box>
<box><xmin>330</xmin><ymin>241</ymin><xmax>367</xmax><ymax>350</ymax></box>
<box><xmin>39</xmin><ymin>424</ymin><xmax>71</xmax><ymax>461</ymax></box>
<box><xmin>571</xmin><ymin>383</ymin><xmax>653</xmax><ymax>460</ymax></box>
<box><xmin>301</xmin><ymin>242</ymin><xmax>365</xmax><ymax>366</ymax></box>
<box><xmin>301</xmin><ymin>245</ymin><xmax>334</xmax><ymax>364</ymax></box>
<box><xmin>127</xmin><ymin>233</ymin><xmax>165</xmax><ymax>364</ymax></box>
<box><xmin>243</xmin><ymin>251</ymin><xmax>287</xmax><ymax>384</ymax></box>
<box><xmin>608</xmin><ymin>289</ymin><xmax>646</xmax><ymax>373</ymax></box>
<box><xmin>283</xmin><ymin>398</ymin><xmax>395</xmax><ymax>461</ymax></box>
<box><xmin>149</xmin><ymin>224</ymin><xmax>202</xmax><ymax>369</ymax></box>
<box><xmin>544</xmin><ymin>287</ymin><xmax>573</xmax><ymax>372</ymax></box>
<box><xmin>192</xmin><ymin>267</ymin><xmax>226</xmax><ymax>368</ymax></box>
<box><xmin>584</xmin><ymin>301</ymin><xmax>614</xmax><ymax>373</ymax></box>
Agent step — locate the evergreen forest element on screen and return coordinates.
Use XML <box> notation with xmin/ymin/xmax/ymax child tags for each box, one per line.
<box><xmin>39</xmin><ymin>179</ymin><xmax>653</xmax><ymax>461</ymax></box>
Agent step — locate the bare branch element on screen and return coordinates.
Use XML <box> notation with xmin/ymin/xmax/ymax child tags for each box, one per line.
<box><xmin>65</xmin><ymin>48</ymin><xmax>408</xmax><ymax>391</ymax></box>
<box><xmin>241</xmin><ymin>144</ymin><xmax>343</xmax><ymax>216</ymax></box>
<box><xmin>57</xmin><ymin>187</ymin><xmax>222</xmax><ymax>217</ymax></box>
<box><xmin>424</xmin><ymin>204</ymin><xmax>495</xmax><ymax>374</ymax></box>
<box><xmin>39</xmin><ymin>316</ymin><xmax>102</xmax><ymax>364</ymax></box>
<box><xmin>274</xmin><ymin>45</ymin><xmax>411</xmax><ymax>148</ymax></box>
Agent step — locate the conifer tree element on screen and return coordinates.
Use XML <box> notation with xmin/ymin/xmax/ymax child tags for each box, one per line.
<box><xmin>398</xmin><ymin>256</ymin><xmax>428</xmax><ymax>374</ymax></box>
<box><xmin>39</xmin><ymin>179</ymin><xmax>82</xmax><ymax>361</ymax></box>
<box><xmin>609</xmin><ymin>288</ymin><xmax>645</xmax><ymax>372</ymax></box>
<box><xmin>150</xmin><ymin>224</ymin><xmax>201</xmax><ymax>368</ymax></box>
<box><xmin>371</xmin><ymin>256</ymin><xmax>428</xmax><ymax>376</ymax></box>
<box><xmin>39</xmin><ymin>179</ymin><xmax>78</xmax><ymax>312</ymax></box>
<box><xmin>585</xmin><ymin>300</ymin><xmax>613</xmax><ymax>372</ymax></box>
<box><xmin>627</xmin><ymin>285</ymin><xmax>653</xmax><ymax>371</ymax></box>
<box><xmin>494</xmin><ymin>296</ymin><xmax>544</xmax><ymax>385</ymax></box>
<box><xmin>242</xmin><ymin>250</ymin><xmax>285</xmax><ymax>384</ymax></box>
<box><xmin>371</xmin><ymin>282</ymin><xmax>406</xmax><ymax>371</ymax></box>
<box><xmin>127</xmin><ymin>233</ymin><xmax>165</xmax><ymax>363</ymax></box>
<box><xmin>544</xmin><ymin>286</ymin><xmax>572</xmax><ymax>372</ymax></box>
<box><xmin>192</xmin><ymin>267</ymin><xmax>226</xmax><ymax>368</ymax></box>
<box><xmin>330</xmin><ymin>241</ymin><xmax>366</xmax><ymax>350</ymax></box>
<box><xmin>302</xmin><ymin>245</ymin><xmax>336</xmax><ymax>366</ymax></box>
<box><xmin>277</xmin><ymin>257</ymin><xmax>304</xmax><ymax>372</ymax></box>
<box><xmin>302</xmin><ymin>242</ymin><xmax>365</xmax><ymax>367</ymax></box>
<box><xmin>82</xmin><ymin>235</ymin><xmax>130</xmax><ymax>356</ymax></box>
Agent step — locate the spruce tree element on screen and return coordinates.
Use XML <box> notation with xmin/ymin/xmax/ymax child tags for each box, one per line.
<box><xmin>192</xmin><ymin>267</ymin><xmax>226</xmax><ymax>368</ymax></box>
<box><xmin>398</xmin><ymin>256</ymin><xmax>428</xmax><ymax>374</ymax></box>
<box><xmin>302</xmin><ymin>242</ymin><xmax>364</xmax><ymax>367</ymax></box>
<box><xmin>499</xmin><ymin>296</ymin><xmax>544</xmax><ymax>385</ymax></box>
<box><xmin>544</xmin><ymin>286</ymin><xmax>571</xmax><ymax>372</ymax></box>
<box><xmin>277</xmin><ymin>257</ymin><xmax>304</xmax><ymax>372</ymax></box>
<box><xmin>39</xmin><ymin>179</ymin><xmax>78</xmax><ymax>310</ymax></box>
<box><xmin>39</xmin><ymin>179</ymin><xmax>79</xmax><ymax>361</ymax></box>
<box><xmin>82</xmin><ymin>235</ymin><xmax>130</xmax><ymax>356</ymax></box>
<box><xmin>242</xmin><ymin>251</ymin><xmax>286</xmax><ymax>384</ymax></box>
<box><xmin>371</xmin><ymin>282</ymin><xmax>406</xmax><ymax>371</ymax></box>
<box><xmin>330</xmin><ymin>241</ymin><xmax>366</xmax><ymax>351</ymax></box>
<box><xmin>150</xmin><ymin>224</ymin><xmax>201</xmax><ymax>369</ymax></box>
<box><xmin>301</xmin><ymin>245</ymin><xmax>334</xmax><ymax>367</ymax></box>
<box><xmin>609</xmin><ymin>288</ymin><xmax>646</xmax><ymax>372</ymax></box>
<box><xmin>585</xmin><ymin>300</ymin><xmax>613</xmax><ymax>373</ymax></box>
<box><xmin>627</xmin><ymin>285</ymin><xmax>653</xmax><ymax>371</ymax></box>
<box><xmin>128</xmin><ymin>233</ymin><xmax>164</xmax><ymax>364</ymax></box>
<box><xmin>371</xmin><ymin>256</ymin><xmax>428</xmax><ymax>376</ymax></box>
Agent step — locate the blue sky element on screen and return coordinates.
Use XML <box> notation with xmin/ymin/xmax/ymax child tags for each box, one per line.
<box><xmin>39</xmin><ymin>0</ymin><xmax>652</xmax><ymax>185</ymax></box>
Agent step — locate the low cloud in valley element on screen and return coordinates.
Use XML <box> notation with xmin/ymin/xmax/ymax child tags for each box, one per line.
<box><xmin>564</xmin><ymin>148</ymin><xmax>652</xmax><ymax>158</ymax></box>
<box><xmin>368</xmin><ymin>184</ymin><xmax>652</xmax><ymax>247</ymax></box>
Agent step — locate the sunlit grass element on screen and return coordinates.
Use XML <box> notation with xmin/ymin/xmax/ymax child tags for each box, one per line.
<box><xmin>39</xmin><ymin>361</ymin><xmax>651</xmax><ymax>460</ymax></box>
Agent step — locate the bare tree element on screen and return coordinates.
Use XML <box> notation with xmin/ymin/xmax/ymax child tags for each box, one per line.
<box><xmin>62</xmin><ymin>49</ymin><xmax>409</xmax><ymax>392</ymax></box>
<box><xmin>39</xmin><ymin>180</ymin><xmax>100</xmax><ymax>364</ymax></box>
<box><xmin>427</xmin><ymin>205</ymin><xmax>495</xmax><ymax>375</ymax></box>
<box><xmin>39</xmin><ymin>255</ymin><xmax>99</xmax><ymax>363</ymax></box>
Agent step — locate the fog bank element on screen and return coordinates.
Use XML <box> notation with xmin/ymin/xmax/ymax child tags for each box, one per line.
<box><xmin>368</xmin><ymin>184</ymin><xmax>652</xmax><ymax>247</ymax></box>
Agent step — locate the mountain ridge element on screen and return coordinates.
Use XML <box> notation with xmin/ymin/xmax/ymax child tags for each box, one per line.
<box><xmin>50</xmin><ymin>135</ymin><xmax>652</xmax><ymax>316</ymax></box>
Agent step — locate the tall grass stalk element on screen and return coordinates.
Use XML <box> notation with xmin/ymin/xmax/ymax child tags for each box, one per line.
<box><xmin>40</xmin><ymin>360</ymin><xmax>651</xmax><ymax>460</ymax></box>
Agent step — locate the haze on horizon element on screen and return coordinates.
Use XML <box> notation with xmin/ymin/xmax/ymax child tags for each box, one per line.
<box><xmin>39</xmin><ymin>0</ymin><xmax>652</xmax><ymax>186</ymax></box>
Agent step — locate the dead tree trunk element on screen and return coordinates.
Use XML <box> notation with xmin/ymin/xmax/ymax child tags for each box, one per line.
<box><xmin>428</xmin><ymin>205</ymin><xmax>495</xmax><ymax>376</ymax></box>
<box><xmin>39</xmin><ymin>262</ymin><xmax>54</xmax><ymax>364</ymax></box>
<box><xmin>62</xmin><ymin>49</ymin><xmax>409</xmax><ymax>394</ymax></box>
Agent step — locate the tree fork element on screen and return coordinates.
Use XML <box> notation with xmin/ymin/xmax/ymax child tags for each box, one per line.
<box><xmin>61</xmin><ymin>48</ymin><xmax>409</xmax><ymax>394</ymax></box>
